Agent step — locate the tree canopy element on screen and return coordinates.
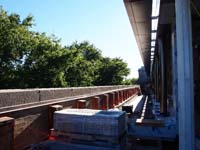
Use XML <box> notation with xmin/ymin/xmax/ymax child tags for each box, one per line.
<box><xmin>0</xmin><ymin>8</ymin><xmax>134</xmax><ymax>89</ymax></box>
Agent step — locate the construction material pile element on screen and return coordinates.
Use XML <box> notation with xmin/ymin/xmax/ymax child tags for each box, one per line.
<box><xmin>53</xmin><ymin>109</ymin><xmax>127</xmax><ymax>150</ymax></box>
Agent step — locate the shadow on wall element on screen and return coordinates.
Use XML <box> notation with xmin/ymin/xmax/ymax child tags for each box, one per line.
<box><xmin>13</xmin><ymin>107</ymin><xmax>49</xmax><ymax>150</ymax></box>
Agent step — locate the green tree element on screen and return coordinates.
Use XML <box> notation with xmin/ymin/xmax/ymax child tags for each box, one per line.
<box><xmin>0</xmin><ymin>7</ymin><xmax>131</xmax><ymax>88</ymax></box>
<box><xmin>0</xmin><ymin>8</ymin><xmax>34</xmax><ymax>88</ymax></box>
<box><xmin>65</xmin><ymin>41</ymin><xmax>102</xmax><ymax>86</ymax></box>
<box><xmin>123</xmin><ymin>78</ymin><xmax>138</xmax><ymax>85</ymax></box>
<box><xmin>94</xmin><ymin>57</ymin><xmax>130</xmax><ymax>85</ymax></box>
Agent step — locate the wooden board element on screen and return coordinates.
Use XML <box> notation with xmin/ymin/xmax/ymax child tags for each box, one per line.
<box><xmin>136</xmin><ymin>119</ymin><xmax>164</xmax><ymax>127</ymax></box>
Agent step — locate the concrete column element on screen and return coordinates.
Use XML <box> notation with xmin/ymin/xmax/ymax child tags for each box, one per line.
<box><xmin>129</xmin><ymin>89</ymin><xmax>132</xmax><ymax>97</ymax></box>
<box><xmin>121</xmin><ymin>90</ymin><xmax>124</xmax><ymax>102</ymax></box>
<box><xmin>124</xmin><ymin>90</ymin><xmax>126</xmax><ymax>101</ymax></box>
<box><xmin>108</xmin><ymin>93</ymin><xmax>115</xmax><ymax>108</ymax></box>
<box><xmin>49</xmin><ymin>105</ymin><xmax>63</xmax><ymax>130</ymax></box>
<box><xmin>124</xmin><ymin>90</ymin><xmax>127</xmax><ymax>100</ymax></box>
<box><xmin>171</xmin><ymin>29</ymin><xmax>178</xmax><ymax>120</ymax></box>
<box><xmin>158</xmin><ymin>39</ymin><xmax>167</xmax><ymax>114</ymax></box>
<box><xmin>102</xmin><ymin>94</ymin><xmax>109</xmax><ymax>110</ymax></box>
<box><xmin>175</xmin><ymin>0</ymin><xmax>194</xmax><ymax>149</ymax></box>
<box><xmin>127</xmin><ymin>90</ymin><xmax>129</xmax><ymax>98</ymax></box>
<box><xmin>114</xmin><ymin>92</ymin><xmax>119</xmax><ymax>105</ymax></box>
<box><xmin>134</xmin><ymin>88</ymin><xmax>136</xmax><ymax>94</ymax></box>
<box><xmin>0</xmin><ymin>117</ymin><xmax>14</xmax><ymax>150</ymax></box>
<box><xmin>127</xmin><ymin>90</ymin><xmax>130</xmax><ymax>98</ymax></box>
<box><xmin>155</xmin><ymin>58</ymin><xmax>159</xmax><ymax>100</ymax></box>
<box><xmin>76</xmin><ymin>100</ymin><xmax>87</xmax><ymax>109</ymax></box>
<box><xmin>123</xmin><ymin>90</ymin><xmax>126</xmax><ymax>100</ymax></box>
<box><xmin>91</xmin><ymin>96</ymin><xmax>100</xmax><ymax>109</ymax></box>
<box><xmin>130</xmin><ymin>89</ymin><xmax>133</xmax><ymax>96</ymax></box>
<box><xmin>130</xmin><ymin>89</ymin><xmax>132</xmax><ymax>96</ymax></box>
<box><xmin>119</xmin><ymin>91</ymin><xmax>122</xmax><ymax>103</ymax></box>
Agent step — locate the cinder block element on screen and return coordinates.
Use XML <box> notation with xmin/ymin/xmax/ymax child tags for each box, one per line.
<box><xmin>54</xmin><ymin>109</ymin><xmax>126</xmax><ymax>137</ymax></box>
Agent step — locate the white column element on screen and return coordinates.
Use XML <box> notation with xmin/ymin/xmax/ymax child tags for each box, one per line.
<box><xmin>175</xmin><ymin>0</ymin><xmax>194</xmax><ymax>150</ymax></box>
<box><xmin>171</xmin><ymin>30</ymin><xmax>178</xmax><ymax>120</ymax></box>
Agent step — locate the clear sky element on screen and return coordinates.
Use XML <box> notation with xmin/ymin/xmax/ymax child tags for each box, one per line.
<box><xmin>0</xmin><ymin>0</ymin><xmax>143</xmax><ymax>78</ymax></box>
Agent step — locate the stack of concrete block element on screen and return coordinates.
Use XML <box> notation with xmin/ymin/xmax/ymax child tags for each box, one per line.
<box><xmin>53</xmin><ymin>109</ymin><xmax>126</xmax><ymax>150</ymax></box>
<box><xmin>54</xmin><ymin>109</ymin><xmax>126</xmax><ymax>136</ymax></box>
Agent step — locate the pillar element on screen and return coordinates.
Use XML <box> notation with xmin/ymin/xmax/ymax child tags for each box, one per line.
<box><xmin>175</xmin><ymin>0</ymin><xmax>194</xmax><ymax>149</ymax></box>
<box><xmin>91</xmin><ymin>96</ymin><xmax>100</xmax><ymax>109</ymax></box>
<box><xmin>102</xmin><ymin>94</ymin><xmax>109</xmax><ymax>110</ymax></box>
<box><xmin>76</xmin><ymin>100</ymin><xmax>87</xmax><ymax>109</ymax></box>
<box><xmin>108</xmin><ymin>93</ymin><xmax>115</xmax><ymax>108</ymax></box>
<box><xmin>119</xmin><ymin>91</ymin><xmax>122</xmax><ymax>103</ymax></box>
<box><xmin>158</xmin><ymin>39</ymin><xmax>167</xmax><ymax>114</ymax></box>
<box><xmin>49</xmin><ymin>105</ymin><xmax>63</xmax><ymax>130</ymax></box>
<box><xmin>114</xmin><ymin>92</ymin><xmax>119</xmax><ymax>105</ymax></box>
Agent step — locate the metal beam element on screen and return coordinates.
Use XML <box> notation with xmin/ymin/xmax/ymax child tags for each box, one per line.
<box><xmin>175</xmin><ymin>0</ymin><xmax>194</xmax><ymax>149</ymax></box>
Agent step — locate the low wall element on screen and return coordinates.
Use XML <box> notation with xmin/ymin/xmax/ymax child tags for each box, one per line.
<box><xmin>0</xmin><ymin>85</ymin><xmax>131</xmax><ymax>108</ymax></box>
<box><xmin>0</xmin><ymin>85</ymin><xmax>140</xmax><ymax>150</ymax></box>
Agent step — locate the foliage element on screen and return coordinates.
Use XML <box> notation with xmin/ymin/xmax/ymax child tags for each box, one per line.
<box><xmin>0</xmin><ymin>8</ymin><xmax>131</xmax><ymax>88</ymax></box>
<box><xmin>94</xmin><ymin>57</ymin><xmax>130</xmax><ymax>85</ymax></box>
<box><xmin>123</xmin><ymin>78</ymin><xmax>138</xmax><ymax>85</ymax></box>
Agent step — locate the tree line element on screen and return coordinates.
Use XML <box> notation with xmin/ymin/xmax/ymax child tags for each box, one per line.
<box><xmin>0</xmin><ymin>8</ymin><xmax>137</xmax><ymax>89</ymax></box>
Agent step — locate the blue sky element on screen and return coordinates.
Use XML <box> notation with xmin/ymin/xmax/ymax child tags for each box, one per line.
<box><xmin>0</xmin><ymin>0</ymin><xmax>143</xmax><ymax>78</ymax></box>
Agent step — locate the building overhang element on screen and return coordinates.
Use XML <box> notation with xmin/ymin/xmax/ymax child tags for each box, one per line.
<box><xmin>124</xmin><ymin>0</ymin><xmax>152</xmax><ymax>75</ymax></box>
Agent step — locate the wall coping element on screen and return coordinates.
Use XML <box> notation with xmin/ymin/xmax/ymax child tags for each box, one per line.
<box><xmin>0</xmin><ymin>86</ymin><xmax>139</xmax><ymax>115</ymax></box>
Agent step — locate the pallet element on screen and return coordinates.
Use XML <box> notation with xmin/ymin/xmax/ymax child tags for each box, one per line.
<box><xmin>51</xmin><ymin>130</ymin><xmax>127</xmax><ymax>150</ymax></box>
<box><xmin>29</xmin><ymin>140</ymin><xmax>124</xmax><ymax>150</ymax></box>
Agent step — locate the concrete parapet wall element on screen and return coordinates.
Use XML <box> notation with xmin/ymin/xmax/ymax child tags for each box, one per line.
<box><xmin>0</xmin><ymin>85</ymin><xmax>132</xmax><ymax>108</ymax></box>
<box><xmin>0</xmin><ymin>86</ymin><xmax>139</xmax><ymax>150</ymax></box>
